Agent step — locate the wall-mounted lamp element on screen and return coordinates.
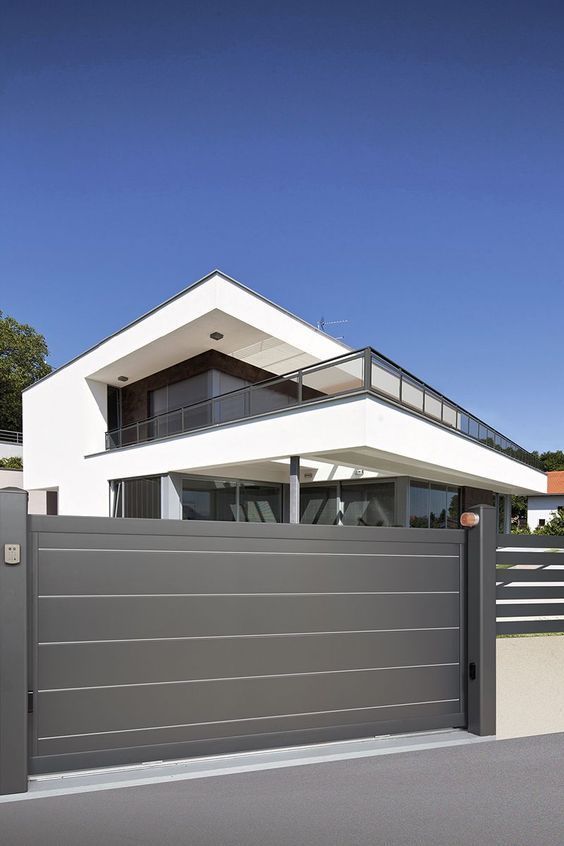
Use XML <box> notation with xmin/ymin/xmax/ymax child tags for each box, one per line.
<box><xmin>117</xmin><ymin>376</ymin><xmax>128</xmax><ymax>383</ymax></box>
<box><xmin>460</xmin><ymin>512</ymin><xmax>480</xmax><ymax>528</ymax></box>
<box><xmin>210</xmin><ymin>332</ymin><xmax>224</xmax><ymax>341</ymax></box>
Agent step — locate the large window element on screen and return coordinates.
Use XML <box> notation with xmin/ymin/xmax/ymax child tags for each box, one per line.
<box><xmin>300</xmin><ymin>486</ymin><xmax>339</xmax><ymax>525</ymax></box>
<box><xmin>300</xmin><ymin>481</ymin><xmax>396</xmax><ymax>527</ymax></box>
<box><xmin>341</xmin><ymin>481</ymin><xmax>395</xmax><ymax>527</ymax></box>
<box><xmin>113</xmin><ymin>477</ymin><xmax>161</xmax><ymax>519</ymax></box>
<box><xmin>409</xmin><ymin>482</ymin><xmax>459</xmax><ymax>529</ymax></box>
<box><xmin>182</xmin><ymin>478</ymin><xmax>282</xmax><ymax>523</ymax></box>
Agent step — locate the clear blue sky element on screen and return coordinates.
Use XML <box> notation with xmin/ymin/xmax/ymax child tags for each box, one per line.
<box><xmin>2</xmin><ymin>1</ymin><xmax>563</xmax><ymax>451</ymax></box>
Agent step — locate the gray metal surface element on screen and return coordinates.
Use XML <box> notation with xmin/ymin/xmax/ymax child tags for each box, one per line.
<box><xmin>497</xmin><ymin>533</ymin><xmax>564</xmax><ymax>635</ymax></box>
<box><xmin>466</xmin><ymin>505</ymin><xmax>496</xmax><ymax>736</ymax></box>
<box><xmin>0</xmin><ymin>489</ymin><xmax>28</xmax><ymax>794</ymax></box>
<box><xmin>28</xmin><ymin>515</ymin><xmax>466</xmax><ymax>774</ymax></box>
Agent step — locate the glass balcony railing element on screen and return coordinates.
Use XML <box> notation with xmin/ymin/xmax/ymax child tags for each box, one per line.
<box><xmin>105</xmin><ymin>348</ymin><xmax>544</xmax><ymax>471</ymax></box>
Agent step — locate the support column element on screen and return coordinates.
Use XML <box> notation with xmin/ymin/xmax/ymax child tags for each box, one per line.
<box><xmin>466</xmin><ymin>503</ymin><xmax>497</xmax><ymax>737</ymax></box>
<box><xmin>289</xmin><ymin>456</ymin><xmax>300</xmax><ymax>524</ymax></box>
<box><xmin>503</xmin><ymin>494</ymin><xmax>512</xmax><ymax>534</ymax></box>
<box><xmin>0</xmin><ymin>487</ymin><xmax>29</xmax><ymax>794</ymax></box>
<box><xmin>161</xmin><ymin>474</ymin><xmax>182</xmax><ymax>520</ymax></box>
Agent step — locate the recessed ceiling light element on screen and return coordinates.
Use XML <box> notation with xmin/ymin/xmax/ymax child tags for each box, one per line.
<box><xmin>117</xmin><ymin>376</ymin><xmax>128</xmax><ymax>382</ymax></box>
<box><xmin>210</xmin><ymin>332</ymin><xmax>224</xmax><ymax>341</ymax></box>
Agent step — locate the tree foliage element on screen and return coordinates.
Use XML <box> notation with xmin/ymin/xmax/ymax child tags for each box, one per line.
<box><xmin>0</xmin><ymin>312</ymin><xmax>52</xmax><ymax>431</ymax></box>
<box><xmin>0</xmin><ymin>456</ymin><xmax>23</xmax><ymax>469</ymax></box>
<box><xmin>534</xmin><ymin>509</ymin><xmax>564</xmax><ymax>536</ymax></box>
<box><xmin>539</xmin><ymin>450</ymin><xmax>564</xmax><ymax>472</ymax></box>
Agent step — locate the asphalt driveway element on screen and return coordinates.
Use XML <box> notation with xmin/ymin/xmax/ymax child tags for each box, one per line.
<box><xmin>1</xmin><ymin>733</ymin><xmax>563</xmax><ymax>846</ymax></box>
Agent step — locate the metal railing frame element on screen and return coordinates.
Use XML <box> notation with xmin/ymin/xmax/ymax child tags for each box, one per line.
<box><xmin>104</xmin><ymin>347</ymin><xmax>542</xmax><ymax>471</ymax></box>
<box><xmin>0</xmin><ymin>430</ymin><xmax>23</xmax><ymax>445</ymax></box>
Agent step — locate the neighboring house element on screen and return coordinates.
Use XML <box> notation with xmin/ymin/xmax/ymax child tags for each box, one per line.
<box><xmin>0</xmin><ymin>431</ymin><xmax>56</xmax><ymax>515</ymax></box>
<box><xmin>0</xmin><ymin>429</ymin><xmax>23</xmax><ymax>460</ymax></box>
<box><xmin>23</xmin><ymin>270</ymin><xmax>547</xmax><ymax>524</ymax></box>
<box><xmin>527</xmin><ymin>471</ymin><xmax>564</xmax><ymax>530</ymax></box>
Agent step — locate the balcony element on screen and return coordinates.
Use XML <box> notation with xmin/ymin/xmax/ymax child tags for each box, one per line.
<box><xmin>0</xmin><ymin>430</ymin><xmax>23</xmax><ymax>444</ymax></box>
<box><xmin>105</xmin><ymin>348</ymin><xmax>543</xmax><ymax>471</ymax></box>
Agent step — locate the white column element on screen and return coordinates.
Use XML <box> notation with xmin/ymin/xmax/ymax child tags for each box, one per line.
<box><xmin>289</xmin><ymin>456</ymin><xmax>300</xmax><ymax>524</ymax></box>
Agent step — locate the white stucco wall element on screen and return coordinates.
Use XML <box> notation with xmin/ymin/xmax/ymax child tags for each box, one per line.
<box><xmin>0</xmin><ymin>441</ymin><xmax>23</xmax><ymax>460</ymax></box>
<box><xmin>0</xmin><ymin>468</ymin><xmax>48</xmax><ymax>514</ymax></box>
<box><xmin>528</xmin><ymin>495</ymin><xmax>564</xmax><ymax>530</ymax></box>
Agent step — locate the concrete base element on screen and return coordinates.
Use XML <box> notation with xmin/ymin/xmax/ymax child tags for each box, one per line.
<box><xmin>1</xmin><ymin>729</ymin><xmax>490</xmax><ymax>804</ymax></box>
<box><xmin>497</xmin><ymin>635</ymin><xmax>564</xmax><ymax>739</ymax></box>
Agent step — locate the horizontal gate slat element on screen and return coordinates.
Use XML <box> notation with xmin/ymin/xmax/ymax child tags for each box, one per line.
<box><xmin>497</xmin><ymin>552</ymin><xmax>564</xmax><ymax>567</ymax></box>
<box><xmin>495</xmin><ymin>568</ymin><xmax>564</xmax><ymax>582</ymax></box>
<box><xmin>497</xmin><ymin>534</ymin><xmax>564</xmax><ymax>549</ymax></box>
<box><xmin>37</xmin><ymin>629</ymin><xmax>460</xmax><ymax>690</ymax></box>
<box><xmin>38</xmin><ymin>550</ymin><xmax>460</xmax><ymax>595</ymax></box>
<box><xmin>496</xmin><ymin>603</ymin><xmax>564</xmax><ymax>617</ymax></box>
<box><xmin>35</xmin><ymin>701</ymin><xmax>464</xmax><ymax>761</ymax></box>
<box><xmin>36</xmin><ymin>665</ymin><xmax>461</xmax><ymax>739</ymax></box>
<box><xmin>496</xmin><ymin>586</ymin><xmax>564</xmax><ymax>600</ymax></box>
<box><xmin>497</xmin><ymin>620</ymin><xmax>564</xmax><ymax>635</ymax></box>
<box><xmin>36</xmin><ymin>532</ymin><xmax>461</xmax><ymax>558</ymax></box>
<box><xmin>38</xmin><ymin>594</ymin><xmax>460</xmax><ymax>642</ymax></box>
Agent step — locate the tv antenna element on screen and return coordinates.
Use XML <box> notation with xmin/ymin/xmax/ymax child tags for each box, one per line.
<box><xmin>316</xmin><ymin>316</ymin><xmax>349</xmax><ymax>340</ymax></box>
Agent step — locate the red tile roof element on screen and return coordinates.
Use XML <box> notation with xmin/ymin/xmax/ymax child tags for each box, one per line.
<box><xmin>547</xmin><ymin>471</ymin><xmax>564</xmax><ymax>495</ymax></box>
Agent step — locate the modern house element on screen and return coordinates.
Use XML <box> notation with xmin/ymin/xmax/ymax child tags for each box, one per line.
<box><xmin>23</xmin><ymin>270</ymin><xmax>547</xmax><ymax>523</ymax></box>
<box><xmin>527</xmin><ymin>471</ymin><xmax>564</xmax><ymax>529</ymax></box>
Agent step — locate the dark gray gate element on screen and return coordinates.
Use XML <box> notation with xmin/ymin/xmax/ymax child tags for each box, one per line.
<box><xmin>27</xmin><ymin>515</ymin><xmax>467</xmax><ymax>775</ymax></box>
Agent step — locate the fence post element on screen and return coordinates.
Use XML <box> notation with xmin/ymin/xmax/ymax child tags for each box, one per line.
<box><xmin>0</xmin><ymin>487</ymin><xmax>29</xmax><ymax>794</ymax></box>
<box><xmin>465</xmin><ymin>503</ymin><xmax>497</xmax><ymax>736</ymax></box>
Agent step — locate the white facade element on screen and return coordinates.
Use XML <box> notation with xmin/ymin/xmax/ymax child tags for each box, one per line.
<box><xmin>0</xmin><ymin>441</ymin><xmax>23</xmax><ymax>460</ymax></box>
<box><xmin>527</xmin><ymin>495</ymin><xmax>564</xmax><ymax>530</ymax></box>
<box><xmin>0</xmin><ymin>468</ymin><xmax>49</xmax><ymax>514</ymax></box>
<box><xmin>23</xmin><ymin>270</ymin><xmax>547</xmax><ymax>519</ymax></box>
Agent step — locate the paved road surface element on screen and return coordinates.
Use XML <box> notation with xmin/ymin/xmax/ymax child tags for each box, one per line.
<box><xmin>0</xmin><ymin>733</ymin><xmax>562</xmax><ymax>846</ymax></box>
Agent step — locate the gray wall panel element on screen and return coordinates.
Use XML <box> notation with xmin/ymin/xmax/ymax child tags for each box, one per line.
<box><xmin>36</xmin><ymin>700</ymin><xmax>462</xmax><ymax>758</ymax></box>
<box><xmin>38</xmin><ymin>550</ymin><xmax>459</xmax><ymax>595</ymax></box>
<box><xmin>38</xmin><ymin>594</ymin><xmax>460</xmax><ymax>642</ymax></box>
<box><xmin>29</xmin><ymin>516</ymin><xmax>466</xmax><ymax>773</ymax></box>
<box><xmin>37</xmin><ymin>665</ymin><xmax>461</xmax><ymax>738</ymax></box>
<box><xmin>38</xmin><ymin>629</ymin><xmax>460</xmax><ymax>689</ymax></box>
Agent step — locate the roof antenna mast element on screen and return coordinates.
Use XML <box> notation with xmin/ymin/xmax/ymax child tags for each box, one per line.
<box><xmin>316</xmin><ymin>316</ymin><xmax>349</xmax><ymax>340</ymax></box>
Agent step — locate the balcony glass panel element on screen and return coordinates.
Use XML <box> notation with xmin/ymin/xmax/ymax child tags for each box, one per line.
<box><xmin>401</xmin><ymin>377</ymin><xmax>424</xmax><ymax>411</ymax></box>
<box><xmin>371</xmin><ymin>357</ymin><xmax>401</xmax><ymax>399</ymax></box>
<box><xmin>302</xmin><ymin>354</ymin><xmax>364</xmax><ymax>397</ymax></box>
<box><xmin>213</xmin><ymin>389</ymin><xmax>249</xmax><ymax>424</ymax></box>
<box><xmin>424</xmin><ymin>391</ymin><xmax>442</xmax><ymax>421</ymax></box>
<box><xmin>442</xmin><ymin>403</ymin><xmax>457</xmax><ymax>428</ymax></box>
<box><xmin>250</xmin><ymin>376</ymin><xmax>300</xmax><ymax>415</ymax></box>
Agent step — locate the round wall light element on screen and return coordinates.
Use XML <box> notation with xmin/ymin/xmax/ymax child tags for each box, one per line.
<box><xmin>460</xmin><ymin>512</ymin><xmax>480</xmax><ymax>528</ymax></box>
<box><xmin>210</xmin><ymin>332</ymin><xmax>224</xmax><ymax>341</ymax></box>
<box><xmin>117</xmin><ymin>376</ymin><xmax>128</xmax><ymax>382</ymax></box>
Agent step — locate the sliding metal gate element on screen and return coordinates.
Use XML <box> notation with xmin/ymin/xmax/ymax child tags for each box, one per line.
<box><xmin>27</xmin><ymin>515</ymin><xmax>467</xmax><ymax>775</ymax></box>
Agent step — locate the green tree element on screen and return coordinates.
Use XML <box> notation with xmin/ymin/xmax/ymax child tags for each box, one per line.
<box><xmin>539</xmin><ymin>450</ymin><xmax>564</xmax><ymax>472</ymax></box>
<box><xmin>0</xmin><ymin>312</ymin><xmax>52</xmax><ymax>431</ymax></box>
